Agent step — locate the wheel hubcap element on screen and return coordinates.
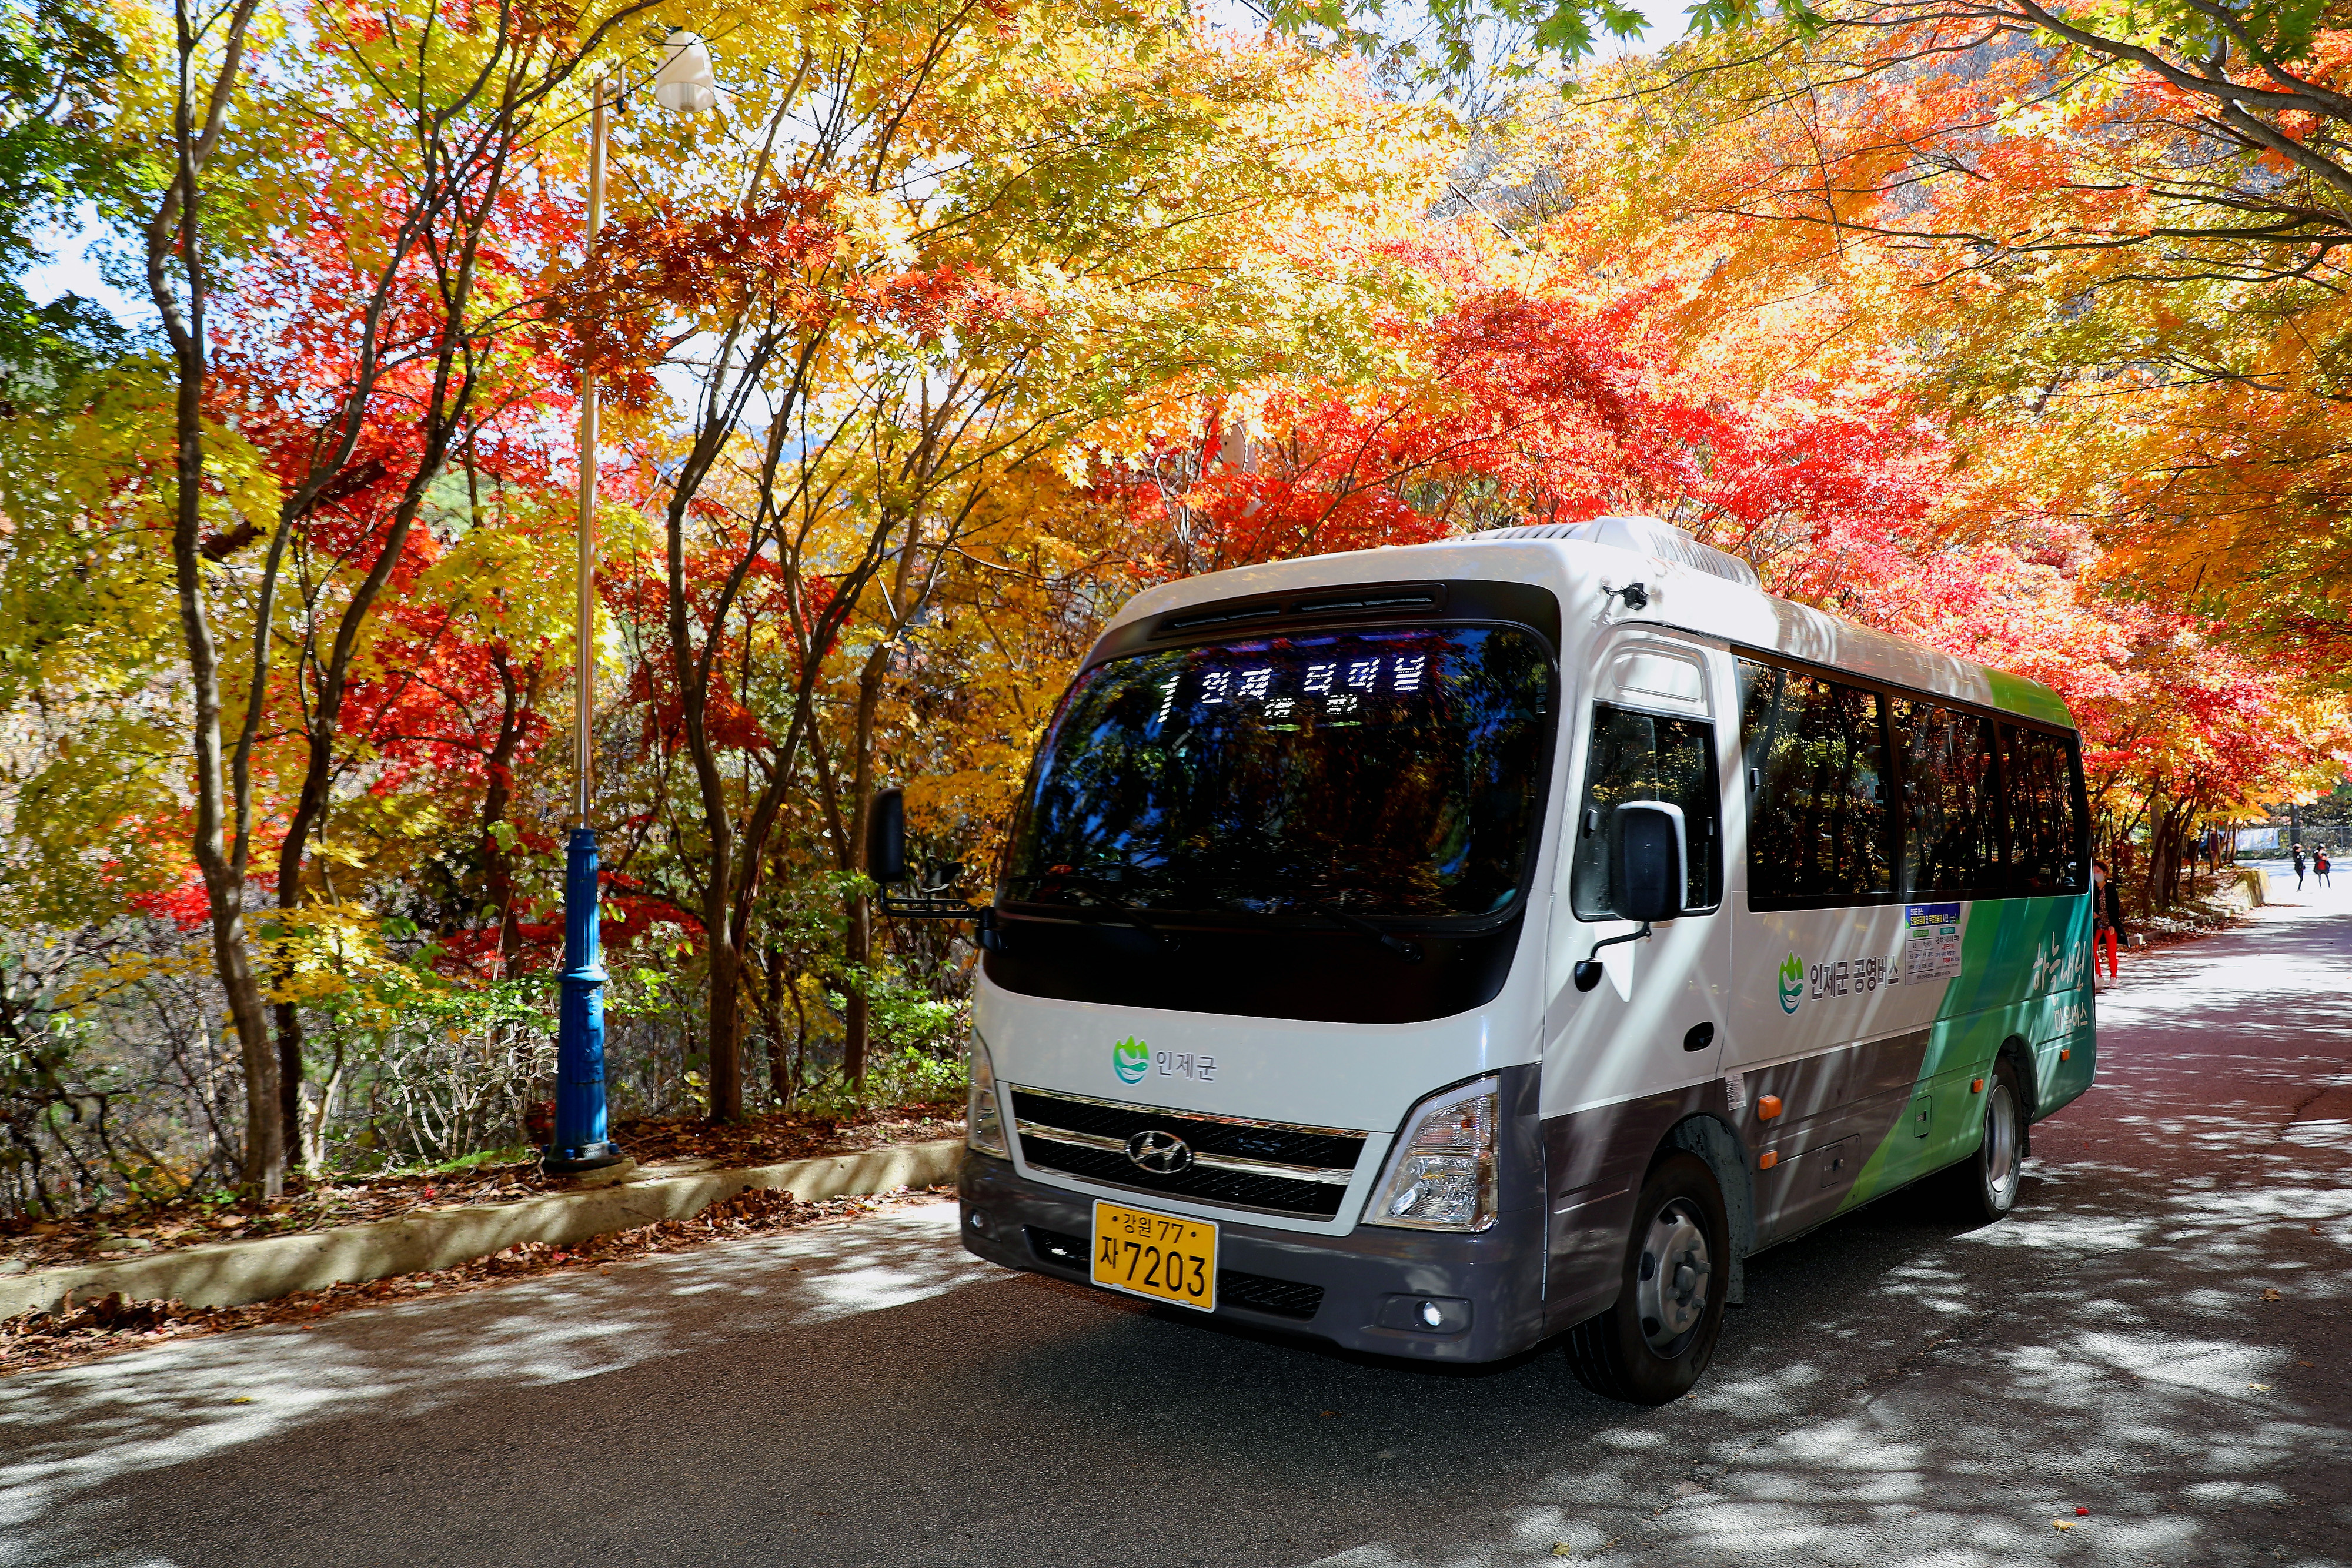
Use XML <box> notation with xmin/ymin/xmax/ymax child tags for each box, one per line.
<box><xmin>1983</xmin><ymin>1081</ymin><xmax>2020</xmax><ymax>1203</ymax></box>
<box><xmin>1635</xmin><ymin>1199</ymin><xmax>1710</xmax><ymax>1352</ymax></box>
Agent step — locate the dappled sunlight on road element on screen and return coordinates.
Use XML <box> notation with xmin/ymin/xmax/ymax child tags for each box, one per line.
<box><xmin>1288</xmin><ymin>887</ymin><xmax>2352</xmax><ymax>1568</ymax></box>
<box><xmin>2</xmin><ymin>883</ymin><xmax>2344</xmax><ymax>1568</ymax></box>
<box><xmin>0</xmin><ymin>1205</ymin><xmax>999</xmax><ymax>1561</ymax></box>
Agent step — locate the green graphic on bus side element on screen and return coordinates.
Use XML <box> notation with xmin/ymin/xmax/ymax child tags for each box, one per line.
<box><xmin>1777</xmin><ymin>952</ymin><xmax>1804</xmax><ymax>1014</ymax></box>
<box><xmin>1833</xmin><ymin>891</ymin><xmax>2095</xmax><ymax>1215</ymax></box>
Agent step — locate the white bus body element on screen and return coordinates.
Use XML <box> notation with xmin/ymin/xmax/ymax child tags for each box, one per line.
<box><xmin>946</xmin><ymin>519</ymin><xmax>2094</xmax><ymax>1401</ymax></box>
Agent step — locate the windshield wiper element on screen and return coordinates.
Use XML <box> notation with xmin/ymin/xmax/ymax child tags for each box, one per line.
<box><xmin>1152</xmin><ymin>872</ymin><xmax>1431</xmax><ymax>962</ymax></box>
<box><xmin>1011</xmin><ymin>871</ymin><xmax>1181</xmax><ymax>950</ymax></box>
<box><xmin>1304</xmin><ymin>900</ymin><xmax>1424</xmax><ymax>962</ymax></box>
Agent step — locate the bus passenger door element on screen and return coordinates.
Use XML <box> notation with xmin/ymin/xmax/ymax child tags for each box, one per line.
<box><xmin>1540</xmin><ymin>633</ymin><xmax>1735</xmax><ymax>1318</ymax></box>
<box><xmin>1720</xmin><ymin>659</ymin><xmax>1923</xmax><ymax>1245</ymax></box>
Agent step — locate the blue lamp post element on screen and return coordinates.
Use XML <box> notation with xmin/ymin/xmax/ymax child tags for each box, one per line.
<box><xmin>545</xmin><ymin>34</ymin><xmax>719</xmax><ymax>1174</ymax></box>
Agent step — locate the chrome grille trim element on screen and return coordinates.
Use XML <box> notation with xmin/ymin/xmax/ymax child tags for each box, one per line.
<box><xmin>1014</xmin><ymin>1120</ymin><xmax>1357</xmax><ymax>1186</ymax></box>
<box><xmin>1008</xmin><ymin>1085</ymin><xmax>1367</xmax><ymax>1141</ymax></box>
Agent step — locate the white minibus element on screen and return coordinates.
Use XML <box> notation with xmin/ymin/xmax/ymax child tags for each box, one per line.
<box><xmin>876</xmin><ymin>517</ymin><xmax>2095</xmax><ymax>1402</ymax></box>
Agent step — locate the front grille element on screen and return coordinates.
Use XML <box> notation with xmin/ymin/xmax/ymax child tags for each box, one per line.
<box><xmin>1217</xmin><ymin>1272</ymin><xmax>1326</xmax><ymax>1320</ymax></box>
<box><xmin>1026</xmin><ymin>1228</ymin><xmax>1325</xmax><ymax>1321</ymax></box>
<box><xmin>1009</xmin><ymin>1086</ymin><xmax>1367</xmax><ymax>1219</ymax></box>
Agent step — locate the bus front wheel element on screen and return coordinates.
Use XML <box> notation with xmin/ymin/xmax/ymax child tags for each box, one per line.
<box><xmin>1565</xmin><ymin>1151</ymin><xmax>1729</xmax><ymax>1405</ymax></box>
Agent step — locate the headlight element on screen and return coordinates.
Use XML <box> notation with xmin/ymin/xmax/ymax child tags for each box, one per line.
<box><xmin>1365</xmin><ymin>1076</ymin><xmax>1498</xmax><ymax>1232</ymax></box>
<box><xmin>967</xmin><ymin>1030</ymin><xmax>1009</xmax><ymax>1158</ymax></box>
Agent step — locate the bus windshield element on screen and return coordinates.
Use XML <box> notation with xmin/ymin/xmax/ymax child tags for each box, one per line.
<box><xmin>1004</xmin><ymin>625</ymin><xmax>1553</xmax><ymax>923</ymax></box>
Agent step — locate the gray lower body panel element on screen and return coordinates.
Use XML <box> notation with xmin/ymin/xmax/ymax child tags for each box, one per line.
<box><xmin>958</xmin><ymin>1152</ymin><xmax>1555</xmax><ymax>1363</ymax></box>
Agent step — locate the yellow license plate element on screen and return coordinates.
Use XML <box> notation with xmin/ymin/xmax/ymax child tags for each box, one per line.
<box><xmin>1091</xmin><ymin>1200</ymin><xmax>1217</xmax><ymax>1312</ymax></box>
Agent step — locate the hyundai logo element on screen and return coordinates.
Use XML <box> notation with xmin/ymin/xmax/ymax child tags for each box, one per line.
<box><xmin>1125</xmin><ymin>1128</ymin><xmax>1194</xmax><ymax>1175</ymax></box>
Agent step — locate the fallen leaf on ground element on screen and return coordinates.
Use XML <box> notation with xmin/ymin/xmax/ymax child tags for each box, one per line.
<box><xmin>2074</xmin><ymin>1507</ymin><xmax>2089</xmax><ymax>1516</ymax></box>
<box><xmin>2261</xmin><ymin>1288</ymin><xmax>2282</xmax><ymax>1301</ymax></box>
<box><xmin>2248</xmin><ymin>1383</ymin><xmax>2270</xmax><ymax>1391</ymax></box>
<box><xmin>1552</xmin><ymin>1547</ymin><xmax>1574</xmax><ymax>1559</ymax></box>
<box><xmin>2053</xmin><ymin>1520</ymin><xmax>2074</xmax><ymax>1531</ymax></box>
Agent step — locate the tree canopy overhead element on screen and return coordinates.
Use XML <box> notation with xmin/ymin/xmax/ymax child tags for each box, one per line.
<box><xmin>0</xmin><ymin>0</ymin><xmax>2343</xmax><ymax>1214</ymax></box>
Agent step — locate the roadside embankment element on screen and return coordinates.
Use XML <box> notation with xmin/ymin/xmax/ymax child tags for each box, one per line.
<box><xmin>0</xmin><ymin>1138</ymin><xmax>964</xmax><ymax>1320</ymax></box>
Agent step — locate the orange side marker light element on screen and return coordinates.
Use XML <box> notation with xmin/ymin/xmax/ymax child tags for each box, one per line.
<box><xmin>1757</xmin><ymin>1095</ymin><xmax>1783</xmax><ymax>1120</ymax></box>
<box><xmin>2060</xmin><ymin>1048</ymin><xmax>2072</xmax><ymax>1061</ymax></box>
<box><xmin>1970</xmin><ymin>1078</ymin><xmax>1985</xmax><ymax>1094</ymax></box>
<box><xmin>1758</xmin><ymin>1151</ymin><xmax>1778</xmax><ymax>1171</ymax></box>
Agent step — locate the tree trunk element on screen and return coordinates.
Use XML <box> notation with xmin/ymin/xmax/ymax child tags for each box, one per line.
<box><xmin>838</xmin><ymin>521</ymin><xmax>921</xmax><ymax>1090</ymax></box>
<box><xmin>151</xmin><ymin>0</ymin><xmax>279</xmax><ymax>1197</ymax></box>
<box><xmin>704</xmin><ymin>861</ymin><xmax>744</xmax><ymax>1122</ymax></box>
<box><xmin>760</xmin><ymin>943</ymin><xmax>793</xmax><ymax>1109</ymax></box>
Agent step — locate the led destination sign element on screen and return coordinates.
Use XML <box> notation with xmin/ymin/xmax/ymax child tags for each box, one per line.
<box><xmin>1157</xmin><ymin>652</ymin><xmax>1432</xmax><ymax>726</ymax></box>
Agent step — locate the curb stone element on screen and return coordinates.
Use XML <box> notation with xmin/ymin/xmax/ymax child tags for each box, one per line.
<box><xmin>0</xmin><ymin>1138</ymin><xmax>966</xmax><ymax>1319</ymax></box>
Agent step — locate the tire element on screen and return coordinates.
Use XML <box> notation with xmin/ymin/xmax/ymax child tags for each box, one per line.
<box><xmin>1565</xmin><ymin>1151</ymin><xmax>1730</xmax><ymax>1404</ymax></box>
<box><xmin>1952</xmin><ymin>1057</ymin><xmax>2026</xmax><ymax>1225</ymax></box>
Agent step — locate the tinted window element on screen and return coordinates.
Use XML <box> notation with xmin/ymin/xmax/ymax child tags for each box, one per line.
<box><xmin>1738</xmin><ymin>660</ymin><xmax>1895</xmax><ymax>905</ymax></box>
<box><xmin>1005</xmin><ymin>626</ymin><xmax>1552</xmax><ymax>922</ymax></box>
<box><xmin>1571</xmin><ymin>706</ymin><xmax>1721</xmax><ymax>917</ymax></box>
<box><xmin>2000</xmin><ymin>723</ymin><xmax>2085</xmax><ymax>894</ymax></box>
<box><xmin>1892</xmin><ymin>698</ymin><xmax>2003</xmax><ymax>896</ymax></box>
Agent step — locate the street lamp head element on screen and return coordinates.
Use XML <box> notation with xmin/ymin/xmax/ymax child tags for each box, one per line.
<box><xmin>652</xmin><ymin>29</ymin><xmax>717</xmax><ymax>113</ymax></box>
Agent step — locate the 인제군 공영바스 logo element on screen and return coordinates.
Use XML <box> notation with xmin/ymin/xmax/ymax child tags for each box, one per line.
<box><xmin>1112</xmin><ymin>1037</ymin><xmax>1150</xmax><ymax>1085</ymax></box>
<box><xmin>1778</xmin><ymin>953</ymin><xmax>1805</xmax><ymax>1015</ymax></box>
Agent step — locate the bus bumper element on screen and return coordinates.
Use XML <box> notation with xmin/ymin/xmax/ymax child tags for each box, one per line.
<box><xmin>957</xmin><ymin>1150</ymin><xmax>1552</xmax><ymax>1363</ymax></box>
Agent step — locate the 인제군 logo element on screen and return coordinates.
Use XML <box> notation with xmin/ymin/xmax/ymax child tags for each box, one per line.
<box><xmin>1778</xmin><ymin>953</ymin><xmax>1805</xmax><ymax>1015</ymax></box>
<box><xmin>1112</xmin><ymin>1037</ymin><xmax>1150</xmax><ymax>1085</ymax></box>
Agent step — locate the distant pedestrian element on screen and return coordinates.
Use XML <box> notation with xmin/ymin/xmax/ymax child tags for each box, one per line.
<box><xmin>2092</xmin><ymin>858</ymin><xmax>2122</xmax><ymax>983</ymax></box>
<box><xmin>2318</xmin><ymin>848</ymin><xmax>2333</xmax><ymax>888</ymax></box>
<box><xmin>2293</xmin><ymin>845</ymin><xmax>2307</xmax><ymax>890</ymax></box>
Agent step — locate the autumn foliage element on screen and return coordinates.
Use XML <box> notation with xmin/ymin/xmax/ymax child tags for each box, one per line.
<box><xmin>0</xmin><ymin>0</ymin><xmax>2344</xmax><ymax>1208</ymax></box>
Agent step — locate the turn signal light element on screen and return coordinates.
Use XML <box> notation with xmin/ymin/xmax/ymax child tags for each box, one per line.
<box><xmin>2060</xmin><ymin>1048</ymin><xmax>2072</xmax><ymax>1061</ymax></box>
<box><xmin>1971</xmin><ymin>1078</ymin><xmax>1985</xmax><ymax>1094</ymax></box>
<box><xmin>1756</xmin><ymin>1095</ymin><xmax>1783</xmax><ymax>1120</ymax></box>
<box><xmin>1758</xmin><ymin>1151</ymin><xmax>1778</xmax><ymax>1170</ymax></box>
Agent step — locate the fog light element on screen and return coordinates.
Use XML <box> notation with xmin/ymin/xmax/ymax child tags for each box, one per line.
<box><xmin>967</xmin><ymin>1209</ymin><xmax>990</xmax><ymax>1232</ymax></box>
<box><xmin>1376</xmin><ymin>1293</ymin><xmax>1472</xmax><ymax>1333</ymax></box>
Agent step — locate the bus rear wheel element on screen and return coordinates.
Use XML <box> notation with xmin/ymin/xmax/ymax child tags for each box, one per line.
<box><xmin>1952</xmin><ymin>1058</ymin><xmax>2025</xmax><ymax>1224</ymax></box>
<box><xmin>1565</xmin><ymin>1151</ymin><xmax>1729</xmax><ymax>1405</ymax></box>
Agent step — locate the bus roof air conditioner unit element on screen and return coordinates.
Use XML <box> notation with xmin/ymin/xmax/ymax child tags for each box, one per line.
<box><xmin>1476</xmin><ymin>516</ymin><xmax>1761</xmax><ymax>590</ymax></box>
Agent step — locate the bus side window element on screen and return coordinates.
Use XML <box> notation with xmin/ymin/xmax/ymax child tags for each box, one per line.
<box><xmin>1571</xmin><ymin>703</ymin><xmax>1722</xmax><ymax>917</ymax></box>
<box><xmin>1739</xmin><ymin>661</ymin><xmax>1896</xmax><ymax>904</ymax></box>
<box><xmin>1891</xmin><ymin>699</ymin><xmax>2001</xmax><ymax>897</ymax></box>
<box><xmin>1999</xmin><ymin>723</ymin><xmax>2083</xmax><ymax>893</ymax></box>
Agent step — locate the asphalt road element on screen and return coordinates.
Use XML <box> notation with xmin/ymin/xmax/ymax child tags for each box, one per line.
<box><xmin>5</xmin><ymin>866</ymin><xmax>2347</xmax><ymax>1568</ymax></box>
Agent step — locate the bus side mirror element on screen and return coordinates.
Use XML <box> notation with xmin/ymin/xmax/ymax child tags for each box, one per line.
<box><xmin>1611</xmin><ymin>801</ymin><xmax>1686</xmax><ymax>925</ymax></box>
<box><xmin>1573</xmin><ymin>802</ymin><xmax>1688</xmax><ymax>993</ymax></box>
<box><xmin>867</xmin><ymin>787</ymin><xmax>908</xmax><ymax>885</ymax></box>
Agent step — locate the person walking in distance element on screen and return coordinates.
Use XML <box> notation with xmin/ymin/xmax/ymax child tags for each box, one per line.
<box><xmin>2318</xmin><ymin>847</ymin><xmax>2333</xmax><ymax>889</ymax></box>
<box><xmin>2092</xmin><ymin>858</ymin><xmax>2122</xmax><ymax>985</ymax></box>
<box><xmin>2293</xmin><ymin>844</ymin><xmax>2307</xmax><ymax>891</ymax></box>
